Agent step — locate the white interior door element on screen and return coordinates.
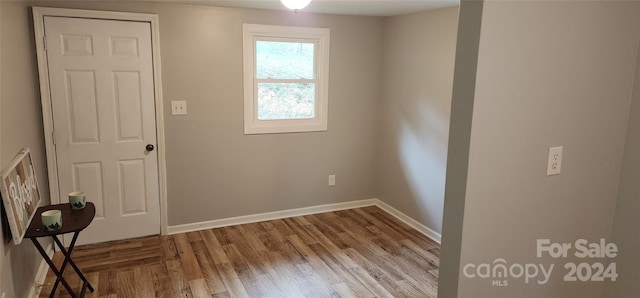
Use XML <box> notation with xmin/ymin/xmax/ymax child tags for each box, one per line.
<box><xmin>44</xmin><ymin>16</ymin><xmax>160</xmax><ymax>245</ymax></box>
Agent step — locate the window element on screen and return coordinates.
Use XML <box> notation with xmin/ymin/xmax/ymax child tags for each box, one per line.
<box><xmin>243</xmin><ymin>24</ymin><xmax>330</xmax><ymax>134</ymax></box>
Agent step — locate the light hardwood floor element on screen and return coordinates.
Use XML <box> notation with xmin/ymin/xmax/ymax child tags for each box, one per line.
<box><xmin>40</xmin><ymin>206</ymin><xmax>440</xmax><ymax>297</ymax></box>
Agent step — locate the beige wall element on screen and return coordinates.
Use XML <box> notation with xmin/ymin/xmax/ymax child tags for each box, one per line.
<box><xmin>441</xmin><ymin>1</ymin><xmax>640</xmax><ymax>297</ymax></box>
<box><xmin>377</xmin><ymin>7</ymin><xmax>458</xmax><ymax>235</ymax></box>
<box><xmin>608</xmin><ymin>29</ymin><xmax>640</xmax><ymax>298</ymax></box>
<box><xmin>1</xmin><ymin>2</ymin><xmax>52</xmax><ymax>297</ymax></box>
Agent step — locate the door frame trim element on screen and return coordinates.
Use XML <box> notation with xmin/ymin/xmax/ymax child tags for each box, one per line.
<box><xmin>32</xmin><ymin>7</ymin><xmax>169</xmax><ymax>235</ymax></box>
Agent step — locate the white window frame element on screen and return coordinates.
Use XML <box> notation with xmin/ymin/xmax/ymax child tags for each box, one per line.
<box><xmin>243</xmin><ymin>24</ymin><xmax>330</xmax><ymax>134</ymax></box>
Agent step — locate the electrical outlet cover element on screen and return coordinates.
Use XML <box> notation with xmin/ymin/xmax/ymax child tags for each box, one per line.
<box><xmin>547</xmin><ymin>146</ymin><xmax>563</xmax><ymax>176</ymax></box>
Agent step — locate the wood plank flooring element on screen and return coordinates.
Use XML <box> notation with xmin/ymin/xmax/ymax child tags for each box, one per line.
<box><xmin>39</xmin><ymin>206</ymin><xmax>440</xmax><ymax>297</ymax></box>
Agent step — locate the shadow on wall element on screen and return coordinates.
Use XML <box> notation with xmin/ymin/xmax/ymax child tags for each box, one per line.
<box><xmin>397</xmin><ymin>95</ymin><xmax>450</xmax><ymax>228</ymax></box>
<box><xmin>378</xmin><ymin>7</ymin><xmax>458</xmax><ymax>236</ymax></box>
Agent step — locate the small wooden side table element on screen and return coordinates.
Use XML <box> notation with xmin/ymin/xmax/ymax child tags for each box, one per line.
<box><xmin>25</xmin><ymin>202</ymin><xmax>96</xmax><ymax>298</ymax></box>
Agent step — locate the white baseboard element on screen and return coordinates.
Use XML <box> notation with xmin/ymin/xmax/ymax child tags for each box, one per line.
<box><xmin>29</xmin><ymin>241</ymin><xmax>54</xmax><ymax>298</ymax></box>
<box><xmin>167</xmin><ymin>199</ymin><xmax>379</xmax><ymax>235</ymax></box>
<box><xmin>167</xmin><ymin>198</ymin><xmax>441</xmax><ymax>244</ymax></box>
<box><xmin>374</xmin><ymin>200</ymin><xmax>442</xmax><ymax>244</ymax></box>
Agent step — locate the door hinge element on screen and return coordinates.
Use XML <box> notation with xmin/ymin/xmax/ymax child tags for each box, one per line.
<box><xmin>43</xmin><ymin>36</ymin><xmax>47</xmax><ymax>51</ymax></box>
<box><xmin>52</xmin><ymin>131</ymin><xmax>56</xmax><ymax>145</ymax></box>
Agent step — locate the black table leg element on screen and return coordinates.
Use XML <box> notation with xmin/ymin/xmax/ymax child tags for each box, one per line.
<box><xmin>24</xmin><ymin>203</ymin><xmax>97</xmax><ymax>298</ymax></box>
<box><xmin>30</xmin><ymin>238</ymin><xmax>77</xmax><ymax>298</ymax></box>
<box><xmin>51</xmin><ymin>233</ymin><xmax>94</xmax><ymax>293</ymax></box>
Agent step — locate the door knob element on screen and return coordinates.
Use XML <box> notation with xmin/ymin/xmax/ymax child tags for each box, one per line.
<box><xmin>146</xmin><ymin>144</ymin><xmax>155</xmax><ymax>152</ymax></box>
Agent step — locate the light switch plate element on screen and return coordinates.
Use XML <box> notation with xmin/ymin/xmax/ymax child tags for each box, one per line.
<box><xmin>171</xmin><ymin>101</ymin><xmax>187</xmax><ymax>115</ymax></box>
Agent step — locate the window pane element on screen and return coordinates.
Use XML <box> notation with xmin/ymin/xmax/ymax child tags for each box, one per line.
<box><xmin>256</xmin><ymin>41</ymin><xmax>314</xmax><ymax>79</ymax></box>
<box><xmin>258</xmin><ymin>83</ymin><xmax>315</xmax><ymax>120</ymax></box>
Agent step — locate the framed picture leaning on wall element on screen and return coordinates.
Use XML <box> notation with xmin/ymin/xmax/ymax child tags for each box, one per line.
<box><xmin>1</xmin><ymin>148</ymin><xmax>42</xmax><ymax>244</ymax></box>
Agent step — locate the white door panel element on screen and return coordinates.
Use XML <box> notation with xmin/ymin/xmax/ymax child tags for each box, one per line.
<box><xmin>44</xmin><ymin>16</ymin><xmax>160</xmax><ymax>245</ymax></box>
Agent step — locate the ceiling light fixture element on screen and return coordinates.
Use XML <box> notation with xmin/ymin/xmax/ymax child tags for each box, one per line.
<box><xmin>280</xmin><ymin>0</ymin><xmax>312</xmax><ymax>12</ymax></box>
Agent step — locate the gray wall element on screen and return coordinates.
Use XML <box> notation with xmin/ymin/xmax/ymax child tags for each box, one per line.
<box><xmin>0</xmin><ymin>1</ymin><xmax>384</xmax><ymax>296</ymax></box>
<box><xmin>156</xmin><ymin>4</ymin><xmax>382</xmax><ymax>225</ymax></box>
<box><xmin>1</xmin><ymin>1</ymin><xmax>383</xmax><ymax>226</ymax></box>
<box><xmin>1</xmin><ymin>0</ymin><xmax>3</xmax><ymax>292</ymax></box>
<box><xmin>441</xmin><ymin>1</ymin><xmax>640</xmax><ymax>297</ymax></box>
<box><xmin>1</xmin><ymin>1</ymin><xmax>461</xmax><ymax>297</ymax></box>
<box><xmin>438</xmin><ymin>1</ymin><xmax>483</xmax><ymax>297</ymax></box>
<box><xmin>1</xmin><ymin>2</ymin><xmax>52</xmax><ymax>297</ymax></box>
<box><xmin>607</xmin><ymin>28</ymin><xmax>640</xmax><ymax>298</ymax></box>
<box><xmin>377</xmin><ymin>7</ymin><xmax>458</xmax><ymax>236</ymax></box>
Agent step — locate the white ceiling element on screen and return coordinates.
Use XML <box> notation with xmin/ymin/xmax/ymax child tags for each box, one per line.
<box><xmin>161</xmin><ymin>0</ymin><xmax>460</xmax><ymax>17</ymax></box>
